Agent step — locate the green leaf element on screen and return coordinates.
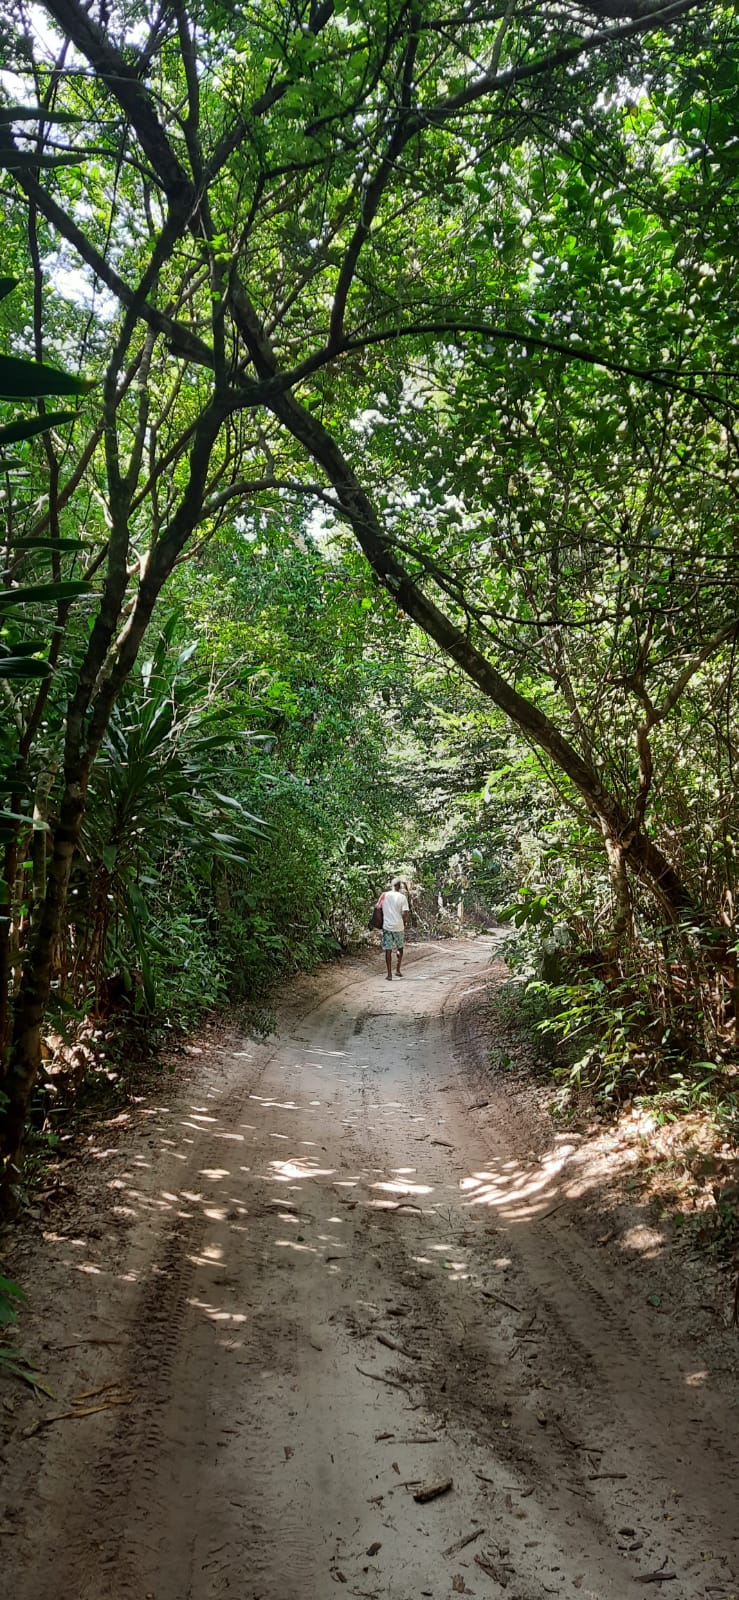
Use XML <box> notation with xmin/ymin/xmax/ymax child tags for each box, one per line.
<box><xmin>0</xmin><ymin>1348</ymin><xmax>55</xmax><ymax>1396</ymax></box>
<box><xmin>0</xmin><ymin>656</ymin><xmax>49</xmax><ymax>679</ymax></box>
<box><xmin>0</xmin><ymin>150</ymin><xmax>85</xmax><ymax>171</ymax></box>
<box><xmin>0</xmin><ymin>640</ymin><xmax>48</xmax><ymax>656</ymax></box>
<box><xmin>0</xmin><ymin>355</ymin><xmax>92</xmax><ymax>400</ymax></box>
<box><xmin>0</xmin><ymin>580</ymin><xmax>91</xmax><ymax>605</ymax></box>
<box><xmin>0</xmin><ymin>106</ymin><xmax>86</xmax><ymax>126</ymax></box>
<box><xmin>8</xmin><ymin>537</ymin><xmax>85</xmax><ymax>552</ymax></box>
<box><xmin>0</xmin><ymin>1272</ymin><xmax>25</xmax><ymax>1307</ymax></box>
<box><xmin>0</xmin><ymin>277</ymin><xmax>19</xmax><ymax>303</ymax></box>
<box><xmin>0</xmin><ymin>410</ymin><xmax>78</xmax><ymax>445</ymax></box>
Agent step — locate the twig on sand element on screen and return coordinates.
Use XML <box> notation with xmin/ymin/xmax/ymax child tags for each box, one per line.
<box><xmin>72</xmin><ymin>1381</ymin><xmax>126</xmax><ymax>1402</ymax></box>
<box><xmin>480</xmin><ymin>1288</ymin><xmax>523</xmax><ymax>1315</ymax></box>
<box><xmin>392</xmin><ymin>1435</ymin><xmax>439</xmax><ymax>1444</ymax></box>
<box><xmin>356</xmin><ymin>1365</ymin><xmax>412</xmax><ymax>1392</ymax></box>
<box><xmin>52</xmin><ymin>1337</ymin><xmax>124</xmax><ymax>1350</ymax></box>
<box><xmin>23</xmin><ymin>1394</ymin><xmax>134</xmax><ymax>1436</ymax></box>
<box><xmin>475</xmin><ymin>1552</ymin><xmax>510</xmax><ymax>1585</ymax></box>
<box><xmin>377</xmin><ymin>1332</ymin><xmax>417</xmax><ymax>1359</ymax></box>
<box><xmin>413</xmin><ymin>1477</ymin><xmax>453</xmax><ymax>1503</ymax></box>
<box><xmin>553</xmin><ymin>1419</ymin><xmax>603</xmax><ymax>1454</ymax></box>
<box><xmin>442</xmin><ymin>1526</ymin><xmax>485</xmax><ymax>1556</ymax></box>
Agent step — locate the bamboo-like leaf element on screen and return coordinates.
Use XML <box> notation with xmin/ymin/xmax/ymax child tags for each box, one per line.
<box><xmin>9</xmin><ymin>537</ymin><xmax>85</xmax><ymax>552</ymax></box>
<box><xmin>0</xmin><ymin>1348</ymin><xmax>54</xmax><ymax>1396</ymax></box>
<box><xmin>0</xmin><ymin>106</ymin><xmax>86</xmax><ymax>126</ymax></box>
<box><xmin>0</xmin><ymin>150</ymin><xmax>85</xmax><ymax>171</ymax></box>
<box><xmin>0</xmin><ymin>580</ymin><xmax>91</xmax><ymax>605</ymax></box>
<box><xmin>0</xmin><ymin>409</ymin><xmax>78</xmax><ymax>445</ymax></box>
<box><xmin>0</xmin><ymin>640</ymin><xmax>48</xmax><ymax>655</ymax></box>
<box><xmin>0</xmin><ymin>656</ymin><xmax>49</xmax><ymax>679</ymax></box>
<box><xmin>0</xmin><ymin>355</ymin><xmax>92</xmax><ymax>400</ymax></box>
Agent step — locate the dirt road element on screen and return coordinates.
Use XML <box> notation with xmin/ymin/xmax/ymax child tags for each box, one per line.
<box><xmin>2</xmin><ymin>940</ymin><xmax>738</xmax><ymax>1599</ymax></box>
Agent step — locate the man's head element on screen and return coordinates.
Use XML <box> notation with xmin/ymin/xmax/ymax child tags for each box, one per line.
<box><xmin>393</xmin><ymin>878</ymin><xmax>402</xmax><ymax>891</ymax></box>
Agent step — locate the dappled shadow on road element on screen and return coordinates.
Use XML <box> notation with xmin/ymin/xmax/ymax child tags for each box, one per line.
<box><xmin>8</xmin><ymin>948</ymin><xmax>738</xmax><ymax>1600</ymax></box>
<box><xmin>36</xmin><ymin>1041</ymin><xmax>730</xmax><ymax>1394</ymax></box>
<box><xmin>30</xmin><ymin>939</ymin><xmax>736</xmax><ymax>1404</ymax></box>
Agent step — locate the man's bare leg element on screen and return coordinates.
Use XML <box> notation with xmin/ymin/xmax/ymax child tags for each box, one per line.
<box><xmin>385</xmin><ymin>947</ymin><xmax>393</xmax><ymax>980</ymax></box>
<box><xmin>396</xmin><ymin>947</ymin><xmax>403</xmax><ymax>977</ymax></box>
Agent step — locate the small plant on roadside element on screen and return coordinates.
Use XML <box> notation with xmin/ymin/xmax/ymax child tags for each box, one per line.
<box><xmin>0</xmin><ymin>1272</ymin><xmax>50</xmax><ymax>1391</ymax></box>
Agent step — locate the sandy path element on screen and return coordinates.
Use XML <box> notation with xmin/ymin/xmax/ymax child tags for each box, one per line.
<box><xmin>1</xmin><ymin>940</ymin><xmax>738</xmax><ymax>1600</ymax></box>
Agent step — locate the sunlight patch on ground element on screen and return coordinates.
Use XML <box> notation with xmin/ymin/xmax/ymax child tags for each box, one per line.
<box><xmin>372</xmin><ymin>1179</ymin><xmax>432</xmax><ymax>1196</ymax></box>
<box><xmin>250</xmin><ymin>1095</ymin><xmax>300</xmax><ymax>1109</ymax></box>
<box><xmin>269</xmin><ymin>1158</ymin><xmax>335</xmax><ymax>1180</ymax></box>
<box><xmin>618</xmin><ymin>1225</ymin><xmax>665</xmax><ymax>1257</ymax></box>
<box><xmin>185</xmin><ymin>1243</ymin><xmax>224</xmax><ymax>1266</ymax></box>
<box><xmin>460</xmin><ymin>1155</ymin><xmax>569</xmax><ymax>1215</ymax></box>
<box><xmin>120</xmin><ymin>1188</ymin><xmax>172</xmax><ymax>1211</ymax></box>
<box><xmin>187</xmin><ymin>1297</ymin><xmax>247</xmax><ymax>1325</ymax></box>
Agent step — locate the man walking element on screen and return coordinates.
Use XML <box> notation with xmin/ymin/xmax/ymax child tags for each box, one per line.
<box><xmin>381</xmin><ymin>879</ymin><xmax>410</xmax><ymax>980</ymax></box>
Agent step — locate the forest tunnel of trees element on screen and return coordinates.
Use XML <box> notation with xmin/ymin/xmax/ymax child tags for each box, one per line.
<box><xmin>0</xmin><ymin>0</ymin><xmax>738</xmax><ymax>1198</ymax></box>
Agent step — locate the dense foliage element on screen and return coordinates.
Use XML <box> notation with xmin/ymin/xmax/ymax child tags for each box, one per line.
<box><xmin>0</xmin><ymin>0</ymin><xmax>738</xmax><ymax>1187</ymax></box>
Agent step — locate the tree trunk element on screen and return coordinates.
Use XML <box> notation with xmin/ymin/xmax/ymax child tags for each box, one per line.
<box><xmin>0</xmin><ymin>784</ymin><xmax>84</xmax><ymax>1179</ymax></box>
<box><xmin>0</xmin><ymin>828</ymin><xmax>19</xmax><ymax>1065</ymax></box>
<box><xmin>602</xmin><ymin>832</ymin><xmax>633</xmax><ymax>956</ymax></box>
